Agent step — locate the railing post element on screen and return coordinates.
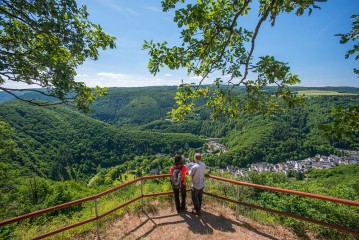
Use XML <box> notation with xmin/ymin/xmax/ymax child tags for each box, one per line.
<box><xmin>94</xmin><ymin>198</ymin><xmax>101</xmax><ymax>240</ymax></box>
<box><xmin>235</xmin><ymin>185</ymin><xmax>239</xmax><ymax>220</ymax></box>
<box><xmin>140</xmin><ymin>178</ymin><xmax>144</xmax><ymax>212</ymax></box>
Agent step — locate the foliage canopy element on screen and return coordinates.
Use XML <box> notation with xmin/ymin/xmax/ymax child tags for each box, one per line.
<box><xmin>144</xmin><ymin>0</ymin><xmax>327</xmax><ymax>120</ymax></box>
<box><xmin>336</xmin><ymin>14</ymin><xmax>359</xmax><ymax>76</ymax></box>
<box><xmin>0</xmin><ymin>0</ymin><xmax>116</xmax><ymax>112</ymax></box>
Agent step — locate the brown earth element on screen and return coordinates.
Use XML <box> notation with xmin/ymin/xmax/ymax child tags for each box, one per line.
<box><xmin>74</xmin><ymin>199</ymin><xmax>314</xmax><ymax>240</ymax></box>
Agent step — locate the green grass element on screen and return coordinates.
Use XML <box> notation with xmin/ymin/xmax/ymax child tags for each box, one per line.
<box><xmin>297</xmin><ymin>90</ymin><xmax>358</xmax><ymax>96</ymax></box>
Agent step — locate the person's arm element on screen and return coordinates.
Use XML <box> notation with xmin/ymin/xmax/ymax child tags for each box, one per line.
<box><xmin>189</xmin><ymin>166</ymin><xmax>197</xmax><ymax>176</ymax></box>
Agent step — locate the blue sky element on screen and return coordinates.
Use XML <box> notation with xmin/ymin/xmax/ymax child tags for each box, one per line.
<box><xmin>72</xmin><ymin>0</ymin><xmax>359</xmax><ymax>87</ymax></box>
<box><xmin>9</xmin><ymin>0</ymin><xmax>358</xmax><ymax>88</ymax></box>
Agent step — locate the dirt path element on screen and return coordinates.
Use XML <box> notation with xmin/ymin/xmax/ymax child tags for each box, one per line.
<box><xmin>75</xmin><ymin>200</ymin><xmax>309</xmax><ymax>240</ymax></box>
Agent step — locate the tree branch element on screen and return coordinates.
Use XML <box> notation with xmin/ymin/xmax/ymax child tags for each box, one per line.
<box><xmin>196</xmin><ymin>0</ymin><xmax>252</xmax><ymax>88</ymax></box>
<box><xmin>240</xmin><ymin>0</ymin><xmax>275</xmax><ymax>85</ymax></box>
<box><xmin>0</xmin><ymin>87</ymin><xmax>71</xmax><ymax>106</ymax></box>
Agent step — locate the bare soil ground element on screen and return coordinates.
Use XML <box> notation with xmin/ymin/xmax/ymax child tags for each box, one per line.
<box><xmin>74</xmin><ymin>198</ymin><xmax>313</xmax><ymax>240</ymax></box>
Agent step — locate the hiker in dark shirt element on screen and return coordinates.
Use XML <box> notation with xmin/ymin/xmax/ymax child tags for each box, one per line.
<box><xmin>170</xmin><ymin>155</ymin><xmax>188</xmax><ymax>213</ymax></box>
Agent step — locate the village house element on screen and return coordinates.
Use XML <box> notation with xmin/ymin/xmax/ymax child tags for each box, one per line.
<box><xmin>149</xmin><ymin>166</ymin><xmax>162</xmax><ymax>175</ymax></box>
<box><xmin>219</xmin><ymin>154</ymin><xmax>358</xmax><ymax>178</ymax></box>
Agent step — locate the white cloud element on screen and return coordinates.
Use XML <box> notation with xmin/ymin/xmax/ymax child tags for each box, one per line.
<box><xmin>144</xmin><ymin>6</ymin><xmax>162</xmax><ymax>13</ymax></box>
<box><xmin>1</xmin><ymin>81</ymin><xmax>40</xmax><ymax>89</ymax></box>
<box><xmin>164</xmin><ymin>74</ymin><xmax>172</xmax><ymax>77</ymax></box>
<box><xmin>76</xmin><ymin>74</ymin><xmax>88</xmax><ymax>77</ymax></box>
<box><xmin>125</xmin><ymin>8</ymin><xmax>138</xmax><ymax>15</ymax></box>
<box><xmin>190</xmin><ymin>76</ymin><xmax>203</xmax><ymax>80</ymax></box>
<box><xmin>75</xmin><ymin>73</ymin><xmax>182</xmax><ymax>88</ymax></box>
<box><xmin>96</xmin><ymin>0</ymin><xmax>138</xmax><ymax>15</ymax></box>
<box><xmin>97</xmin><ymin>72</ymin><xmax>127</xmax><ymax>79</ymax></box>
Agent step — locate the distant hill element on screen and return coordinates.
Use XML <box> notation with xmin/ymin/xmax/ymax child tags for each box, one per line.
<box><xmin>0</xmin><ymin>91</ymin><xmax>15</xmax><ymax>103</ymax></box>
<box><xmin>291</xmin><ymin>86</ymin><xmax>359</xmax><ymax>94</ymax></box>
<box><xmin>88</xmin><ymin>87</ymin><xmax>178</xmax><ymax>126</ymax></box>
<box><xmin>87</xmin><ymin>86</ymin><xmax>359</xmax><ymax>123</ymax></box>
<box><xmin>1</xmin><ymin>86</ymin><xmax>358</xmax><ymax>171</ymax></box>
<box><xmin>1</xmin><ymin>85</ymin><xmax>358</xmax><ymax>112</ymax></box>
<box><xmin>0</xmin><ymin>89</ymin><xmax>59</xmax><ymax>103</ymax></box>
<box><xmin>85</xmin><ymin>87</ymin><xmax>359</xmax><ymax>168</ymax></box>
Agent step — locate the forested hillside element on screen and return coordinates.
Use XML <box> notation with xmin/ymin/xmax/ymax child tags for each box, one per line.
<box><xmin>0</xmin><ymin>101</ymin><xmax>203</xmax><ymax>181</ymax></box>
<box><xmin>1</xmin><ymin>88</ymin><xmax>358</xmax><ymax>172</ymax></box>
<box><xmin>87</xmin><ymin>87</ymin><xmax>359</xmax><ymax>167</ymax></box>
<box><xmin>89</xmin><ymin>87</ymin><xmax>178</xmax><ymax>126</ymax></box>
<box><xmin>216</xmin><ymin>96</ymin><xmax>359</xmax><ymax>167</ymax></box>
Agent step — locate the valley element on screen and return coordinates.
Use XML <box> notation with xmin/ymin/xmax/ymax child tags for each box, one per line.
<box><xmin>0</xmin><ymin>86</ymin><xmax>358</xmax><ymax>239</ymax></box>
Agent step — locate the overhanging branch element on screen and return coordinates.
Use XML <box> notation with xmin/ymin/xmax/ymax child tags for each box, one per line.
<box><xmin>0</xmin><ymin>86</ymin><xmax>74</xmax><ymax>107</ymax></box>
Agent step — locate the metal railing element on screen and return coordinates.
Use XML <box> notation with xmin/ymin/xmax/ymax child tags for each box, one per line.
<box><xmin>205</xmin><ymin>174</ymin><xmax>359</xmax><ymax>236</ymax></box>
<box><xmin>0</xmin><ymin>174</ymin><xmax>358</xmax><ymax>239</ymax></box>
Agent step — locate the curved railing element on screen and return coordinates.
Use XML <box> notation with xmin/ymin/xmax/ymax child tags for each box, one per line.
<box><xmin>0</xmin><ymin>174</ymin><xmax>358</xmax><ymax>239</ymax></box>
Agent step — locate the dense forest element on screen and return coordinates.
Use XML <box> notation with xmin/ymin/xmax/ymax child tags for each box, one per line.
<box><xmin>87</xmin><ymin>87</ymin><xmax>359</xmax><ymax>167</ymax></box>
<box><xmin>1</xmin><ymin>87</ymin><xmax>358</xmax><ymax>177</ymax></box>
<box><xmin>0</xmin><ymin>86</ymin><xmax>358</xmax><ymax>239</ymax></box>
<box><xmin>214</xmin><ymin>96</ymin><xmax>359</xmax><ymax>167</ymax></box>
<box><xmin>0</xmin><ymin>101</ymin><xmax>203</xmax><ymax>181</ymax></box>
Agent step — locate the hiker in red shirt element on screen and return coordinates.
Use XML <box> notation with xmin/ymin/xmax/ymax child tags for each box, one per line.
<box><xmin>170</xmin><ymin>155</ymin><xmax>187</xmax><ymax>213</ymax></box>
